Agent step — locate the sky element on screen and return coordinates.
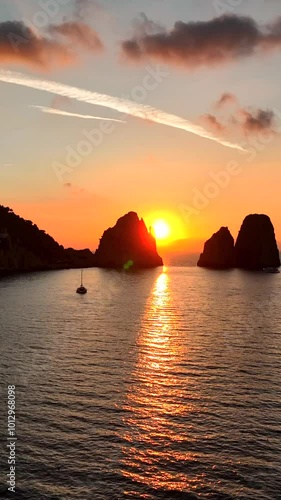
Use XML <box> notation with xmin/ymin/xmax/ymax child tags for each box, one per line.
<box><xmin>0</xmin><ymin>0</ymin><xmax>281</xmax><ymax>252</ymax></box>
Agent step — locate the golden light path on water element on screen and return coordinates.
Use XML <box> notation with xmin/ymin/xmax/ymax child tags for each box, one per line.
<box><xmin>121</xmin><ymin>270</ymin><xmax>204</xmax><ymax>496</ymax></box>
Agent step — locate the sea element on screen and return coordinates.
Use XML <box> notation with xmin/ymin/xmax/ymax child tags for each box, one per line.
<box><xmin>0</xmin><ymin>266</ymin><xmax>280</xmax><ymax>499</ymax></box>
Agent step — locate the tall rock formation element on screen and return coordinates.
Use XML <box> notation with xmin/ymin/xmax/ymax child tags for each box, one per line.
<box><xmin>197</xmin><ymin>227</ymin><xmax>235</xmax><ymax>269</ymax></box>
<box><xmin>94</xmin><ymin>212</ymin><xmax>163</xmax><ymax>269</ymax></box>
<box><xmin>235</xmin><ymin>214</ymin><xmax>280</xmax><ymax>269</ymax></box>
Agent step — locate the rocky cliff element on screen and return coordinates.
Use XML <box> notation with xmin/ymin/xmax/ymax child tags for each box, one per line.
<box><xmin>94</xmin><ymin>212</ymin><xmax>163</xmax><ymax>269</ymax></box>
<box><xmin>235</xmin><ymin>214</ymin><xmax>280</xmax><ymax>270</ymax></box>
<box><xmin>197</xmin><ymin>227</ymin><xmax>235</xmax><ymax>269</ymax></box>
<box><xmin>0</xmin><ymin>205</ymin><xmax>96</xmax><ymax>275</ymax></box>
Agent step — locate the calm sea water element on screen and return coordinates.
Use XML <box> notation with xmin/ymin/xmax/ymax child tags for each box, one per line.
<box><xmin>0</xmin><ymin>267</ymin><xmax>281</xmax><ymax>500</ymax></box>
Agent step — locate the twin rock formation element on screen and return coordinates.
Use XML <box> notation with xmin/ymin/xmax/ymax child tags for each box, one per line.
<box><xmin>198</xmin><ymin>214</ymin><xmax>280</xmax><ymax>270</ymax></box>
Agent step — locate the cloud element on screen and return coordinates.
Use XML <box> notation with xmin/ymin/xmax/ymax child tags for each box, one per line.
<box><xmin>32</xmin><ymin>105</ymin><xmax>126</xmax><ymax>123</ymax></box>
<box><xmin>0</xmin><ymin>69</ymin><xmax>245</xmax><ymax>151</ymax></box>
<box><xmin>0</xmin><ymin>15</ymin><xmax>103</xmax><ymax>70</ymax></box>
<box><xmin>73</xmin><ymin>0</ymin><xmax>114</xmax><ymax>27</ymax></box>
<box><xmin>240</xmin><ymin>108</ymin><xmax>276</xmax><ymax>135</ymax></box>
<box><xmin>204</xmin><ymin>92</ymin><xmax>277</xmax><ymax>137</ymax></box>
<box><xmin>0</xmin><ymin>21</ymin><xmax>73</xmax><ymax>69</ymax></box>
<box><xmin>132</xmin><ymin>13</ymin><xmax>164</xmax><ymax>38</ymax></box>
<box><xmin>122</xmin><ymin>14</ymin><xmax>281</xmax><ymax>68</ymax></box>
<box><xmin>201</xmin><ymin>114</ymin><xmax>225</xmax><ymax>133</ymax></box>
<box><xmin>48</xmin><ymin>21</ymin><xmax>103</xmax><ymax>52</ymax></box>
<box><xmin>215</xmin><ymin>93</ymin><xmax>237</xmax><ymax>109</ymax></box>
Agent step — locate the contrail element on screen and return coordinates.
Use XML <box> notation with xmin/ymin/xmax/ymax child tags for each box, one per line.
<box><xmin>32</xmin><ymin>105</ymin><xmax>126</xmax><ymax>123</ymax></box>
<box><xmin>0</xmin><ymin>70</ymin><xmax>245</xmax><ymax>151</ymax></box>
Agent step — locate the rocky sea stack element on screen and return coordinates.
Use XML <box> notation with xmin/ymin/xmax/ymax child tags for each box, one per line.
<box><xmin>197</xmin><ymin>227</ymin><xmax>235</xmax><ymax>269</ymax></box>
<box><xmin>198</xmin><ymin>214</ymin><xmax>280</xmax><ymax>270</ymax></box>
<box><xmin>235</xmin><ymin>214</ymin><xmax>280</xmax><ymax>270</ymax></box>
<box><xmin>94</xmin><ymin>211</ymin><xmax>163</xmax><ymax>269</ymax></box>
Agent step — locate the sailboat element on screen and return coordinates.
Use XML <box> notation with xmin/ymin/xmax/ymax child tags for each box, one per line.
<box><xmin>76</xmin><ymin>269</ymin><xmax>87</xmax><ymax>294</ymax></box>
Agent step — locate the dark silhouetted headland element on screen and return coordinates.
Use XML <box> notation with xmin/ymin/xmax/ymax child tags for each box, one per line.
<box><xmin>0</xmin><ymin>205</ymin><xmax>95</xmax><ymax>275</ymax></box>
<box><xmin>94</xmin><ymin>211</ymin><xmax>163</xmax><ymax>269</ymax></box>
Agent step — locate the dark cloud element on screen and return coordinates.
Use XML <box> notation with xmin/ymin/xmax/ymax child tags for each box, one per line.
<box><xmin>203</xmin><ymin>92</ymin><xmax>277</xmax><ymax>137</ymax></box>
<box><xmin>0</xmin><ymin>21</ymin><xmax>73</xmax><ymax>69</ymax></box>
<box><xmin>240</xmin><ymin>109</ymin><xmax>276</xmax><ymax>135</ymax></box>
<box><xmin>0</xmin><ymin>3</ymin><xmax>103</xmax><ymax>71</ymax></box>
<box><xmin>122</xmin><ymin>14</ymin><xmax>281</xmax><ymax>68</ymax></box>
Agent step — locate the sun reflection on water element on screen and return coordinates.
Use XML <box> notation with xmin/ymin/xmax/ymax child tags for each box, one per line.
<box><xmin>121</xmin><ymin>270</ymin><xmax>201</xmax><ymax>496</ymax></box>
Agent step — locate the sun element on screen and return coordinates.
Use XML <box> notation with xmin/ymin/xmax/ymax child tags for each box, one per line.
<box><xmin>145</xmin><ymin>210</ymin><xmax>188</xmax><ymax>247</ymax></box>
<box><xmin>152</xmin><ymin>219</ymin><xmax>171</xmax><ymax>241</ymax></box>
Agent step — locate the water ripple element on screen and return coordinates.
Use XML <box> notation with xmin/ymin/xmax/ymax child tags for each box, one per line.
<box><xmin>0</xmin><ymin>267</ymin><xmax>281</xmax><ymax>499</ymax></box>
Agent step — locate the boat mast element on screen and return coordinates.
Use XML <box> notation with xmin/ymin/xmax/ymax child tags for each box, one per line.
<box><xmin>81</xmin><ymin>269</ymin><xmax>83</xmax><ymax>286</ymax></box>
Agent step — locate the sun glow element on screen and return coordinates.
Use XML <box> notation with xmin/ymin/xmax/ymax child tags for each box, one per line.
<box><xmin>153</xmin><ymin>219</ymin><xmax>171</xmax><ymax>241</ymax></box>
<box><xmin>145</xmin><ymin>210</ymin><xmax>188</xmax><ymax>247</ymax></box>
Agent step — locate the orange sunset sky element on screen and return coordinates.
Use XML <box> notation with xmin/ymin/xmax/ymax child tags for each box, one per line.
<box><xmin>1</xmin><ymin>0</ymin><xmax>281</xmax><ymax>253</ymax></box>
